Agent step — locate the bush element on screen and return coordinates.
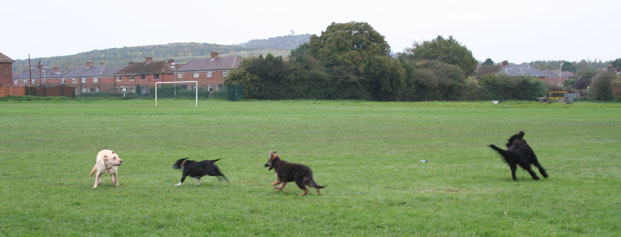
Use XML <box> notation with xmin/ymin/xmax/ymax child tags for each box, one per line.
<box><xmin>591</xmin><ymin>72</ymin><xmax>615</xmax><ymax>101</ymax></box>
<box><xmin>479</xmin><ymin>74</ymin><xmax>547</xmax><ymax>100</ymax></box>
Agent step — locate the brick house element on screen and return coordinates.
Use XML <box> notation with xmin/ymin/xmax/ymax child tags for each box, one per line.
<box><xmin>11</xmin><ymin>61</ymin><xmax>63</xmax><ymax>87</ymax></box>
<box><xmin>115</xmin><ymin>57</ymin><xmax>179</xmax><ymax>94</ymax></box>
<box><xmin>176</xmin><ymin>52</ymin><xmax>241</xmax><ymax>92</ymax></box>
<box><xmin>497</xmin><ymin>63</ymin><xmax>571</xmax><ymax>87</ymax></box>
<box><xmin>0</xmin><ymin>52</ymin><xmax>25</xmax><ymax>97</ymax></box>
<box><xmin>0</xmin><ymin>52</ymin><xmax>14</xmax><ymax>87</ymax></box>
<box><xmin>61</xmin><ymin>61</ymin><xmax>120</xmax><ymax>95</ymax></box>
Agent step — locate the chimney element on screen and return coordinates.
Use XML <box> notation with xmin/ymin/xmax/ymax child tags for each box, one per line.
<box><xmin>54</xmin><ymin>64</ymin><xmax>59</xmax><ymax>73</ymax></box>
<box><xmin>87</xmin><ymin>60</ymin><xmax>93</xmax><ymax>68</ymax></box>
<box><xmin>146</xmin><ymin>57</ymin><xmax>153</xmax><ymax>64</ymax></box>
<box><xmin>37</xmin><ymin>61</ymin><xmax>43</xmax><ymax>70</ymax></box>
<box><xmin>210</xmin><ymin>52</ymin><xmax>219</xmax><ymax>59</ymax></box>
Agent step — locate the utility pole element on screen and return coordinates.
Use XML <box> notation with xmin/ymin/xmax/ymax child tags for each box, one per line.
<box><xmin>28</xmin><ymin>54</ymin><xmax>32</xmax><ymax>87</ymax></box>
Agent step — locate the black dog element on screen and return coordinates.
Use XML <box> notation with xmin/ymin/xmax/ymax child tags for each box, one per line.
<box><xmin>264</xmin><ymin>151</ymin><xmax>324</xmax><ymax>196</ymax></box>
<box><xmin>489</xmin><ymin>131</ymin><xmax>548</xmax><ymax>181</ymax></box>
<box><xmin>172</xmin><ymin>158</ymin><xmax>228</xmax><ymax>186</ymax></box>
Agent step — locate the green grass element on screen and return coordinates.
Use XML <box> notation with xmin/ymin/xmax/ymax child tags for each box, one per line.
<box><xmin>1</xmin><ymin>99</ymin><xmax>620</xmax><ymax>236</ymax></box>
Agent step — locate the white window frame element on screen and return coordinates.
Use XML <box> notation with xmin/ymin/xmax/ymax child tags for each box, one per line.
<box><xmin>14</xmin><ymin>80</ymin><xmax>18</xmax><ymax>85</ymax></box>
<box><xmin>223</xmin><ymin>70</ymin><xmax>228</xmax><ymax>77</ymax></box>
<box><xmin>117</xmin><ymin>76</ymin><xmax>121</xmax><ymax>82</ymax></box>
<box><xmin>130</xmin><ymin>75</ymin><xmax>135</xmax><ymax>81</ymax></box>
<box><xmin>81</xmin><ymin>77</ymin><xmax>86</xmax><ymax>83</ymax></box>
<box><xmin>178</xmin><ymin>73</ymin><xmax>183</xmax><ymax>78</ymax></box>
<box><xmin>207</xmin><ymin>71</ymin><xmax>213</xmax><ymax>77</ymax></box>
<box><xmin>72</xmin><ymin>78</ymin><xmax>76</xmax><ymax>84</ymax></box>
<box><xmin>93</xmin><ymin>77</ymin><xmax>98</xmax><ymax>83</ymax></box>
<box><xmin>193</xmin><ymin>72</ymin><xmax>199</xmax><ymax>78</ymax></box>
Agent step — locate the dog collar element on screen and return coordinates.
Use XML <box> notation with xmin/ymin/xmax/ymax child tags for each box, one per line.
<box><xmin>180</xmin><ymin>159</ymin><xmax>189</xmax><ymax>169</ymax></box>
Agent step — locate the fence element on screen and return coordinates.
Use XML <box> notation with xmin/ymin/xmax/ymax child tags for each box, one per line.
<box><xmin>21</xmin><ymin>81</ymin><xmax>243</xmax><ymax>101</ymax></box>
<box><xmin>25</xmin><ymin>85</ymin><xmax>76</xmax><ymax>97</ymax></box>
<box><xmin>0</xmin><ymin>86</ymin><xmax>26</xmax><ymax>97</ymax></box>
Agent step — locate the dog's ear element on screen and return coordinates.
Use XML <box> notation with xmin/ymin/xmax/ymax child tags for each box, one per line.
<box><xmin>518</xmin><ymin>131</ymin><xmax>525</xmax><ymax>138</ymax></box>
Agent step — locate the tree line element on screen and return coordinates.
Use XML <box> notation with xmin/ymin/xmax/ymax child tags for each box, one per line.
<box><xmin>225</xmin><ymin>22</ymin><xmax>558</xmax><ymax>101</ymax></box>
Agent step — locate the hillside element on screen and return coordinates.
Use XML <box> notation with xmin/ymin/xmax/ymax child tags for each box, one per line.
<box><xmin>241</xmin><ymin>34</ymin><xmax>312</xmax><ymax>50</ymax></box>
<box><xmin>12</xmin><ymin>34</ymin><xmax>311</xmax><ymax>73</ymax></box>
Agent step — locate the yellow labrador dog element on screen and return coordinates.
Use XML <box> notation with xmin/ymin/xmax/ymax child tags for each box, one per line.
<box><xmin>89</xmin><ymin>149</ymin><xmax>123</xmax><ymax>188</ymax></box>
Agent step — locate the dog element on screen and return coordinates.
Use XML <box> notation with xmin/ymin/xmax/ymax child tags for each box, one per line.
<box><xmin>89</xmin><ymin>149</ymin><xmax>123</xmax><ymax>188</ymax></box>
<box><xmin>264</xmin><ymin>151</ymin><xmax>324</xmax><ymax>196</ymax></box>
<box><xmin>172</xmin><ymin>158</ymin><xmax>228</xmax><ymax>186</ymax></box>
<box><xmin>489</xmin><ymin>131</ymin><xmax>548</xmax><ymax>181</ymax></box>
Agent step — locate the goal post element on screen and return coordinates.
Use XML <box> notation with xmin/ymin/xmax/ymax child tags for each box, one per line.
<box><xmin>155</xmin><ymin>81</ymin><xmax>198</xmax><ymax>108</ymax></box>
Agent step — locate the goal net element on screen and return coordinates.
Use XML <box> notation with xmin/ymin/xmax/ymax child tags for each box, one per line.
<box><xmin>155</xmin><ymin>81</ymin><xmax>198</xmax><ymax>108</ymax></box>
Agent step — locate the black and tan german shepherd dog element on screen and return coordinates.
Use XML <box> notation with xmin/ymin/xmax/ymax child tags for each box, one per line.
<box><xmin>489</xmin><ymin>131</ymin><xmax>548</xmax><ymax>181</ymax></box>
<box><xmin>264</xmin><ymin>151</ymin><xmax>324</xmax><ymax>196</ymax></box>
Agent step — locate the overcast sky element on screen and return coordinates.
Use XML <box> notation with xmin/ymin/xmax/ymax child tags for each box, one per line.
<box><xmin>2</xmin><ymin>0</ymin><xmax>619</xmax><ymax>63</ymax></box>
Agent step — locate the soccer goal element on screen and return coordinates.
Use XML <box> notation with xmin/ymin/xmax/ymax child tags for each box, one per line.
<box><xmin>155</xmin><ymin>81</ymin><xmax>199</xmax><ymax>108</ymax></box>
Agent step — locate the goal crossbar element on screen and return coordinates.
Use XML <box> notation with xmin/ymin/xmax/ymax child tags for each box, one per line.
<box><xmin>155</xmin><ymin>81</ymin><xmax>198</xmax><ymax>108</ymax></box>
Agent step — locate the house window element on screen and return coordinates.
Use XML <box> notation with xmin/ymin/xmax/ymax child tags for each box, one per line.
<box><xmin>93</xmin><ymin>77</ymin><xmax>98</xmax><ymax>83</ymax></box>
<box><xmin>14</xmin><ymin>80</ymin><xmax>18</xmax><ymax>85</ymax></box>
<box><xmin>154</xmin><ymin>74</ymin><xmax>160</xmax><ymax>80</ymax></box>
<box><xmin>178</xmin><ymin>73</ymin><xmax>183</xmax><ymax>78</ymax></box>
<box><xmin>140</xmin><ymin>74</ymin><xmax>146</xmax><ymax>80</ymax></box>
<box><xmin>62</xmin><ymin>79</ymin><xmax>66</xmax><ymax>84</ymax></box>
<box><xmin>72</xmin><ymin>78</ymin><xmax>76</xmax><ymax>84</ymax></box>
<box><xmin>81</xmin><ymin>77</ymin><xmax>86</xmax><ymax>83</ymax></box>
<box><xmin>223</xmin><ymin>70</ymin><xmax>228</xmax><ymax>77</ymax></box>
<box><xmin>207</xmin><ymin>71</ymin><xmax>213</xmax><ymax>77</ymax></box>
<box><xmin>117</xmin><ymin>76</ymin><xmax>121</xmax><ymax>82</ymax></box>
<box><xmin>31</xmin><ymin>79</ymin><xmax>36</xmax><ymax>84</ymax></box>
<box><xmin>207</xmin><ymin>84</ymin><xmax>213</xmax><ymax>91</ymax></box>
<box><xmin>193</xmin><ymin>72</ymin><xmax>199</xmax><ymax>78</ymax></box>
<box><xmin>216</xmin><ymin>84</ymin><xmax>222</xmax><ymax>91</ymax></box>
<box><xmin>130</xmin><ymin>75</ymin><xmax>135</xmax><ymax>81</ymax></box>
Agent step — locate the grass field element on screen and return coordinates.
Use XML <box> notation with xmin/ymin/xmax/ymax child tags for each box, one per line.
<box><xmin>1</xmin><ymin>99</ymin><xmax>620</xmax><ymax>236</ymax></box>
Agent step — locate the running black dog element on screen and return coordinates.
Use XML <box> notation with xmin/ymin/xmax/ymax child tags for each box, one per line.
<box><xmin>489</xmin><ymin>131</ymin><xmax>548</xmax><ymax>181</ymax></box>
<box><xmin>172</xmin><ymin>158</ymin><xmax>228</xmax><ymax>186</ymax></box>
<box><xmin>264</xmin><ymin>151</ymin><xmax>324</xmax><ymax>196</ymax></box>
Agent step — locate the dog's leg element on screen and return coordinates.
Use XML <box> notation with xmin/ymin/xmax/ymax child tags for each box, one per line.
<box><xmin>197</xmin><ymin>178</ymin><xmax>201</xmax><ymax>186</ymax></box>
<box><xmin>509</xmin><ymin>163</ymin><xmax>518</xmax><ymax>181</ymax></box>
<box><xmin>533</xmin><ymin>160</ymin><xmax>548</xmax><ymax>178</ymax></box>
<box><xmin>272</xmin><ymin>173</ymin><xmax>281</xmax><ymax>190</ymax></box>
<box><xmin>520</xmin><ymin>163</ymin><xmax>540</xmax><ymax>180</ymax></box>
<box><xmin>111</xmin><ymin>173</ymin><xmax>118</xmax><ymax>186</ymax></box>
<box><xmin>94</xmin><ymin>172</ymin><xmax>103</xmax><ymax>188</ymax></box>
<box><xmin>298</xmin><ymin>189</ymin><xmax>309</xmax><ymax>196</ymax></box>
<box><xmin>176</xmin><ymin>175</ymin><xmax>187</xmax><ymax>186</ymax></box>
<box><xmin>277</xmin><ymin>182</ymin><xmax>287</xmax><ymax>191</ymax></box>
<box><xmin>295</xmin><ymin>179</ymin><xmax>309</xmax><ymax>196</ymax></box>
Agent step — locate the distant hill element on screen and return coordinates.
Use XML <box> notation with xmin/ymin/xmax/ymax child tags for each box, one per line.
<box><xmin>12</xmin><ymin>34</ymin><xmax>311</xmax><ymax>73</ymax></box>
<box><xmin>241</xmin><ymin>34</ymin><xmax>312</xmax><ymax>50</ymax></box>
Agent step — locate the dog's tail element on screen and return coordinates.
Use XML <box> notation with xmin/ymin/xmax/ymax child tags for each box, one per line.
<box><xmin>212</xmin><ymin>159</ymin><xmax>221</xmax><ymax>163</ymax></box>
<box><xmin>89</xmin><ymin>164</ymin><xmax>97</xmax><ymax>176</ymax></box>
<box><xmin>309</xmin><ymin>177</ymin><xmax>324</xmax><ymax>189</ymax></box>
<box><xmin>488</xmin><ymin>144</ymin><xmax>505</xmax><ymax>154</ymax></box>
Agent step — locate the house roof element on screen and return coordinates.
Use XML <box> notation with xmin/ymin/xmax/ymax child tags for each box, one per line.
<box><xmin>62</xmin><ymin>65</ymin><xmax>120</xmax><ymax>78</ymax></box>
<box><xmin>497</xmin><ymin>64</ymin><xmax>557</xmax><ymax>78</ymax></box>
<box><xmin>115</xmin><ymin>60</ymin><xmax>178</xmax><ymax>75</ymax></box>
<box><xmin>177</xmin><ymin>56</ymin><xmax>241</xmax><ymax>72</ymax></box>
<box><xmin>545</xmin><ymin>69</ymin><xmax>575</xmax><ymax>78</ymax></box>
<box><xmin>13</xmin><ymin>68</ymin><xmax>66</xmax><ymax>79</ymax></box>
<box><xmin>0</xmin><ymin>52</ymin><xmax>15</xmax><ymax>63</ymax></box>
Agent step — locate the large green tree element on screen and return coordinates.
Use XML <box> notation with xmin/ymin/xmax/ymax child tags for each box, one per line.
<box><xmin>307</xmin><ymin>21</ymin><xmax>392</xmax><ymax>99</ymax></box>
<box><xmin>403</xmin><ymin>36</ymin><xmax>477</xmax><ymax>76</ymax></box>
